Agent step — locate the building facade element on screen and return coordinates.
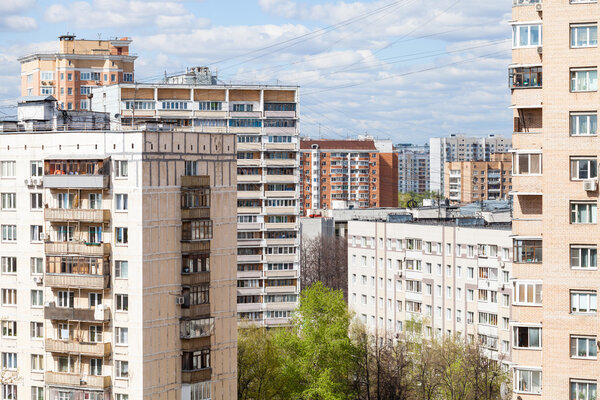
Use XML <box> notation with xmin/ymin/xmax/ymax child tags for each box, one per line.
<box><xmin>445</xmin><ymin>153</ymin><xmax>513</xmax><ymax>204</ymax></box>
<box><xmin>430</xmin><ymin>134</ymin><xmax>511</xmax><ymax>194</ymax></box>
<box><xmin>299</xmin><ymin>139</ymin><xmax>398</xmax><ymax>215</ymax></box>
<box><xmin>510</xmin><ymin>1</ymin><xmax>600</xmax><ymax>399</ymax></box>
<box><xmin>19</xmin><ymin>35</ymin><xmax>136</xmax><ymax>111</ymax></box>
<box><xmin>0</xmin><ymin>103</ymin><xmax>237</xmax><ymax>399</ymax></box>
<box><xmin>397</xmin><ymin>144</ymin><xmax>430</xmax><ymax>194</ymax></box>
<box><xmin>91</xmin><ymin>80</ymin><xmax>300</xmax><ymax>327</ymax></box>
<box><xmin>347</xmin><ymin>219</ymin><xmax>513</xmax><ymax>364</ymax></box>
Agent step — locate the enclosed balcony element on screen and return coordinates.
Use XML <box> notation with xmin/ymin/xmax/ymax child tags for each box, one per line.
<box><xmin>46</xmin><ymin>371</ymin><xmax>111</xmax><ymax>389</ymax></box>
<box><xmin>513</xmin><ymin>107</ymin><xmax>542</xmax><ymax>134</ymax></box>
<box><xmin>45</xmin><ymin>208</ymin><xmax>110</xmax><ymax>224</ymax></box>
<box><xmin>44</xmin><ymin>159</ymin><xmax>110</xmax><ymax>189</ymax></box>
<box><xmin>45</xmin><ymin>241</ymin><xmax>111</xmax><ymax>257</ymax></box>
<box><xmin>46</xmin><ymin>338</ymin><xmax>111</xmax><ymax>357</ymax></box>
<box><xmin>512</xmin><ymin>0</ymin><xmax>540</xmax><ymax>5</ymax></box>
<box><xmin>509</xmin><ymin>66</ymin><xmax>542</xmax><ymax>89</ymax></box>
<box><xmin>46</xmin><ymin>255</ymin><xmax>109</xmax><ymax>289</ymax></box>
<box><xmin>45</xmin><ymin>303</ymin><xmax>111</xmax><ymax>322</ymax></box>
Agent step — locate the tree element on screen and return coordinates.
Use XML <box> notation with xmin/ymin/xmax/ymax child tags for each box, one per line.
<box><xmin>300</xmin><ymin>234</ymin><xmax>348</xmax><ymax>299</ymax></box>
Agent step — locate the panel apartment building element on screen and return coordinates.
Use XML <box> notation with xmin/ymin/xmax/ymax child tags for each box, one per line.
<box><xmin>299</xmin><ymin>139</ymin><xmax>398</xmax><ymax>215</ymax></box>
<box><xmin>0</xmin><ymin>99</ymin><xmax>237</xmax><ymax>399</ymax></box>
<box><xmin>347</xmin><ymin>218</ymin><xmax>513</xmax><ymax>363</ymax></box>
<box><xmin>445</xmin><ymin>153</ymin><xmax>513</xmax><ymax>204</ymax></box>
<box><xmin>430</xmin><ymin>134</ymin><xmax>511</xmax><ymax>194</ymax></box>
<box><xmin>19</xmin><ymin>35</ymin><xmax>136</xmax><ymax>110</ymax></box>
<box><xmin>91</xmin><ymin>78</ymin><xmax>300</xmax><ymax>326</ymax></box>
<box><xmin>396</xmin><ymin>144</ymin><xmax>430</xmax><ymax>194</ymax></box>
<box><xmin>511</xmin><ymin>1</ymin><xmax>600</xmax><ymax>399</ymax></box>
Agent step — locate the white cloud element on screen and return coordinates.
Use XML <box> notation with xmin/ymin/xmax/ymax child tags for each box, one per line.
<box><xmin>0</xmin><ymin>16</ymin><xmax>38</xmax><ymax>32</ymax></box>
<box><xmin>0</xmin><ymin>0</ymin><xmax>36</xmax><ymax>13</ymax></box>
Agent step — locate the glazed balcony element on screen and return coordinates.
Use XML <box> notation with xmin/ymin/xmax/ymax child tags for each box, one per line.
<box><xmin>181</xmin><ymin>175</ymin><xmax>210</xmax><ymax>188</ymax></box>
<box><xmin>181</xmin><ymin>208</ymin><xmax>210</xmax><ymax>220</ymax></box>
<box><xmin>45</xmin><ymin>338</ymin><xmax>111</xmax><ymax>357</ymax></box>
<box><xmin>181</xmin><ymin>271</ymin><xmax>210</xmax><ymax>286</ymax></box>
<box><xmin>45</xmin><ymin>273</ymin><xmax>109</xmax><ymax>290</ymax></box>
<box><xmin>45</xmin><ymin>371</ymin><xmax>111</xmax><ymax>389</ymax></box>
<box><xmin>181</xmin><ymin>241</ymin><xmax>210</xmax><ymax>253</ymax></box>
<box><xmin>45</xmin><ymin>241</ymin><xmax>111</xmax><ymax>257</ymax></box>
<box><xmin>45</xmin><ymin>208</ymin><xmax>110</xmax><ymax>224</ymax></box>
<box><xmin>44</xmin><ymin>304</ymin><xmax>111</xmax><ymax>322</ymax></box>
<box><xmin>512</xmin><ymin>0</ymin><xmax>540</xmax><ymax>5</ymax></box>
<box><xmin>182</xmin><ymin>368</ymin><xmax>212</xmax><ymax>384</ymax></box>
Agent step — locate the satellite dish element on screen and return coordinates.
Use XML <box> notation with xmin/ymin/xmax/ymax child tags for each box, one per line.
<box><xmin>114</xmin><ymin>113</ymin><xmax>121</xmax><ymax>119</ymax></box>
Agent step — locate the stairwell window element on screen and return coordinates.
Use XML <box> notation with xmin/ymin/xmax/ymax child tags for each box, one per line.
<box><xmin>571</xmin><ymin>24</ymin><xmax>598</xmax><ymax>48</ymax></box>
<box><xmin>571</xmin><ymin>113</ymin><xmax>597</xmax><ymax>136</ymax></box>
<box><xmin>571</xmin><ymin>202</ymin><xmax>597</xmax><ymax>224</ymax></box>
<box><xmin>571</xmin><ymin>68</ymin><xmax>598</xmax><ymax>92</ymax></box>
<box><xmin>512</xmin><ymin>23</ymin><xmax>542</xmax><ymax>48</ymax></box>
<box><xmin>571</xmin><ymin>157</ymin><xmax>597</xmax><ymax>180</ymax></box>
<box><xmin>571</xmin><ymin>290</ymin><xmax>597</xmax><ymax>313</ymax></box>
<box><xmin>571</xmin><ymin>246</ymin><xmax>597</xmax><ymax>269</ymax></box>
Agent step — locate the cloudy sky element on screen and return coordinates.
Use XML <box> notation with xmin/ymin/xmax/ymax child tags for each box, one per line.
<box><xmin>0</xmin><ymin>0</ymin><xmax>513</xmax><ymax>144</ymax></box>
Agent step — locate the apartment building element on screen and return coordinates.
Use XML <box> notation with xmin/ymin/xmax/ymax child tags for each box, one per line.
<box><xmin>19</xmin><ymin>35</ymin><xmax>136</xmax><ymax>111</ymax></box>
<box><xmin>511</xmin><ymin>1</ymin><xmax>600</xmax><ymax>399</ymax></box>
<box><xmin>299</xmin><ymin>139</ymin><xmax>398</xmax><ymax>215</ymax></box>
<box><xmin>397</xmin><ymin>144</ymin><xmax>430</xmax><ymax>194</ymax></box>
<box><xmin>430</xmin><ymin>134</ymin><xmax>511</xmax><ymax>194</ymax></box>
<box><xmin>445</xmin><ymin>153</ymin><xmax>512</xmax><ymax>204</ymax></box>
<box><xmin>91</xmin><ymin>76</ymin><xmax>300</xmax><ymax>326</ymax></box>
<box><xmin>347</xmin><ymin>218</ymin><xmax>513</xmax><ymax>363</ymax></box>
<box><xmin>0</xmin><ymin>98</ymin><xmax>237</xmax><ymax>399</ymax></box>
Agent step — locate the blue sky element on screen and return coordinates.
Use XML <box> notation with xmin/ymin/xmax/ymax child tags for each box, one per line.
<box><xmin>0</xmin><ymin>0</ymin><xmax>513</xmax><ymax>144</ymax></box>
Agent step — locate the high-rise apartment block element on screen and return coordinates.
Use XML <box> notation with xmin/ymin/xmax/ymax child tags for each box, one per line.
<box><xmin>347</xmin><ymin>218</ymin><xmax>513</xmax><ymax>363</ymax></box>
<box><xmin>510</xmin><ymin>1</ymin><xmax>600</xmax><ymax>398</ymax></box>
<box><xmin>299</xmin><ymin>139</ymin><xmax>398</xmax><ymax>215</ymax></box>
<box><xmin>19</xmin><ymin>35</ymin><xmax>136</xmax><ymax>111</ymax></box>
<box><xmin>430</xmin><ymin>134</ymin><xmax>511</xmax><ymax>194</ymax></box>
<box><xmin>0</xmin><ymin>98</ymin><xmax>237</xmax><ymax>399</ymax></box>
<box><xmin>91</xmin><ymin>78</ymin><xmax>300</xmax><ymax>326</ymax></box>
<box><xmin>445</xmin><ymin>153</ymin><xmax>512</xmax><ymax>204</ymax></box>
<box><xmin>396</xmin><ymin>144</ymin><xmax>430</xmax><ymax>194</ymax></box>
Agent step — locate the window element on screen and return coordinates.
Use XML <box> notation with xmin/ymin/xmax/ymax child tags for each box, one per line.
<box><xmin>31</xmin><ymin>193</ymin><xmax>43</xmax><ymax>210</ymax></box>
<box><xmin>513</xmin><ymin>326</ymin><xmax>541</xmax><ymax>349</ymax></box>
<box><xmin>509</xmin><ymin>66</ymin><xmax>542</xmax><ymax>88</ymax></box>
<box><xmin>123</xmin><ymin>72</ymin><xmax>133</xmax><ymax>82</ymax></box>
<box><xmin>2</xmin><ymin>289</ymin><xmax>16</xmax><ymax>306</ymax></box>
<box><xmin>31</xmin><ymin>322</ymin><xmax>43</xmax><ymax>339</ymax></box>
<box><xmin>1</xmin><ymin>321</ymin><xmax>16</xmax><ymax>337</ymax></box>
<box><xmin>571</xmin><ymin>113</ymin><xmax>597</xmax><ymax>136</ymax></box>
<box><xmin>30</xmin><ymin>225</ymin><xmax>43</xmax><ymax>242</ymax></box>
<box><xmin>514</xmin><ymin>369</ymin><xmax>541</xmax><ymax>394</ymax></box>
<box><xmin>571</xmin><ymin>24</ymin><xmax>598</xmax><ymax>48</ymax></box>
<box><xmin>467</xmin><ymin>267</ymin><xmax>474</xmax><ymax>279</ymax></box>
<box><xmin>115</xmin><ymin>260</ymin><xmax>128</xmax><ymax>278</ymax></box>
<box><xmin>0</xmin><ymin>161</ymin><xmax>15</xmax><ymax>178</ymax></box>
<box><xmin>89</xmin><ymin>326</ymin><xmax>102</xmax><ymax>342</ymax></box>
<box><xmin>116</xmin><ymin>360</ymin><xmax>129</xmax><ymax>378</ymax></box>
<box><xmin>571</xmin><ymin>336</ymin><xmax>597</xmax><ymax>359</ymax></box>
<box><xmin>467</xmin><ymin>289</ymin><xmax>474</xmax><ymax>301</ymax></box>
<box><xmin>88</xmin><ymin>193</ymin><xmax>102</xmax><ymax>210</ymax></box>
<box><xmin>512</xmin><ymin>152</ymin><xmax>542</xmax><ymax>175</ymax></box>
<box><xmin>116</xmin><ymin>294</ymin><xmax>129</xmax><ymax>312</ymax></box>
<box><xmin>41</xmin><ymin>71</ymin><xmax>54</xmax><ymax>80</ymax></box>
<box><xmin>571</xmin><ymin>380</ymin><xmax>597</xmax><ymax>400</ymax></box>
<box><xmin>1</xmin><ymin>257</ymin><xmax>16</xmax><ymax>274</ymax></box>
<box><xmin>2</xmin><ymin>353</ymin><xmax>17</xmax><ymax>370</ymax></box>
<box><xmin>115</xmin><ymin>160</ymin><xmax>128</xmax><ymax>178</ymax></box>
<box><xmin>514</xmin><ymin>281</ymin><xmax>542</xmax><ymax>306</ymax></box>
<box><xmin>80</xmin><ymin>99</ymin><xmax>88</xmax><ymax>109</ymax></box>
<box><xmin>31</xmin><ymin>290</ymin><xmax>43</xmax><ymax>307</ymax></box>
<box><xmin>512</xmin><ymin>23</ymin><xmax>542</xmax><ymax>48</ymax></box>
<box><xmin>32</xmin><ymin>387</ymin><xmax>44</xmax><ymax>400</ymax></box>
<box><xmin>478</xmin><ymin>312</ymin><xmax>498</xmax><ymax>326</ymax></box>
<box><xmin>185</xmin><ymin>161</ymin><xmax>198</xmax><ymax>176</ymax></box>
<box><xmin>180</xmin><ymin>318</ymin><xmax>214</xmax><ymax>338</ymax></box>
<box><xmin>571</xmin><ymin>291</ymin><xmax>597</xmax><ymax>313</ymax></box>
<box><xmin>2</xmin><ymin>384</ymin><xmax>16</xmax><ymax>400</ymax></box>
<box><xmin>198</xmin><ymin>101</ymin><xmax>222</xmax><ymax>111</ymax></box>
<box><xmin>57</xmin><ymin>291</ymin><xmax>74</xmax><ymax>308</ymax></box>
<box><xmin>571</xmin><ymin>158</ymin><xmax>597</xmax><ymax>180</ymax></box>
<box><xmin>513</xmin><ymin>239</ymin><xmax>542</xmax><ymax>263</ymax></box>
<box><xmin>161</xmin><ymin>101</ymin><xmax>188</xmax><ymax>110</ymax></box>
<box><xmin>571</xmin><ymin>202</ymin><xmax>597</xmax><ymax>224</ymax></box>
<box><xmin>115</xmin><ymin>227</ymin><xmax>128</xmax><ymax>244</ymax></box>
<box><xmin>114</xmin><ymin>327</ymin><xmax>129</xmax><ymax>346</ymax></box>
<box><xmin>31</xmin><ymin>354</ymin><xmax>43</xmax><ymax>371</ymax></box>
<box><xmin>182</xmin><ymin>220</ymin><xmax>212</xmax><ymax>240</ymax></box>
<box><xmin>1</xmin><ymin>225</ymin><xmax>16</xmax><ymax>242</ymax></box>
<box><xmin>1</xmin><ymin>193</ymin><xmax>15</xmax><ymax>210</ymax></box>
<box><xmin>571</xmin><ymin>246</ymin><xmax>597</xmax><ymax>269</ymax></box>
<box><xmin>571</xmin><ymin>69</ymin><xmax>598</xmax><ymax>92</ymax></box>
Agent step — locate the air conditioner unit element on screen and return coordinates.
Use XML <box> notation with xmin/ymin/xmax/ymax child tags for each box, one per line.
<box><xmin>500</xmin><ymin>262</ymin><xmax>506</xmax><ymax>269</ymax></box>
<box><xmin>536</xmin><ymin>46</ymin><xmax>543</xmax><ymax>54</ymax></box>
<box><xmin>33</xmin><ymin>177</ymin><xmax>43</xmax><ymax>186</ymax></box>
<box><xmin>175</xmin><ymin>296</ymin><xmax>185</xmax><ymax>305</ymax></box>
<box><xmin>535</xmin><ymin>3</ymin><xmax>542</xmax><ymax>11</ymax></box>
<box><xmin>44</xmin><ymin>301</ymin><xmax>56</xmax><ymax>307</ymax></box>
<box><xmin>584</xmin><ymin>179</ymin><xmax>598</xmax><ymax>191</ymax></box>
<box><xmin>33</xmin><ymin>276</ymin><xmax>43</xmax><ymax>284</ymax></box>
<box><xmin>24</xmin><ymin>177</ymin><xmax>33</xmax><ymax>186</ymax></box>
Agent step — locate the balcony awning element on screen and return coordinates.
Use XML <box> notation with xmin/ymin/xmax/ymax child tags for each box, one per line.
<box><xmin>509</xmin><ymin>104</ymin><xmax>542</xmax><ymax>109</ymax></box>
<box><xmin>508</xmin><ymin>63</ymin><xmax>542</xmax><ymax>68</ymax></box>
<box><xmin>45</xmin><ymin>155</ymin><xmax>109</xmax><ymax>160</ymax></box>
<box><xmin>509</xmin><ymin>191</ymin><xmax>542</xmax><ymax>196</ymax></box>
<box><xmin>509</xmin><ymin>235</ymin><xmax>542</xmax><ymax>240</ymax></box>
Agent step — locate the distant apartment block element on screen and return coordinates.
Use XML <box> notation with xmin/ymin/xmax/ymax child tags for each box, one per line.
<box><xmin>299</xmin><ymin>139</ymin><xmax>398</xmax><ymax>215</ymax></box>
<box><xmin>91</xmin><ymin>76</ymin><xmax>300</xmax><ymax>327</ymax></box>
<box><xmin>430</xmin><ymin>134</ymin><xmax>511</xmax><ymax>194</ymax></box>
<box><xmin>19</xmin><ymin>35</ymin><xmax>136</xmax><ymax>111</ymax></box>
<box><xmin>0</xmin><ymin>98</ymin><xmax>237</xmax><ymax>399</ymax></box>
<box><xmin>445</xmin><ymin>153</ymin><xmax>512</xmax><ymax>204</ymax></box>
<box><xmin>347</xmin><ymin>218</ymin><xmax>513</xmax><ymax>364</ymax></box>
<box><xmin>396</xmin><ymin>143</ymin><xmax>430</xmax><ymax>194</ymax></box>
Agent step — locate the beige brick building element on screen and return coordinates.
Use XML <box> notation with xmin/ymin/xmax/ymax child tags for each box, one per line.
<box><xmin>511</xmin><ymin>1</ymin><xmax>600</xmax><ymax>398</ymax></box>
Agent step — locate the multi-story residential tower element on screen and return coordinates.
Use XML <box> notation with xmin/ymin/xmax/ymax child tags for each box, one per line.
<box><xmin>347</xmin><ymin>218</ymin><xmax>513</xmax><ymax>364</ymax></box>
<box><xmin>0</xmin><ymin>98</ymin><xmax>237</xmax><ymax>399</ymax></box>
<box><xmin>299</xmin><ymin>139</ymin><xmax>399</xmax><ymax>215</ymax></box>
<box><xmin>397</xmin><ymin>144</ymin><xmax>430</xmax><ymax>194</ymax></box>
<box><xmin>91</xmin><ymin>77</ymin><xmax>300</xmax><ymax>326</ymax></box>
<box><xmin>510</xmin><ymin>1</ymin><xmax>600</xmax><ymax>398</ymax></box>
<box><xmin>18</xmin><ymin>35</ymin><xmax>136</xmax><ymax>111</ymax></box>
<box><xmin>445</xmin><ymin>153</ymin><xmax>512</xmax><ymax>204</ymax></box>
<box><xmin>430</xmin><ymin>134</ymin><xmax>511</xmax><ymax>194</ymax></box>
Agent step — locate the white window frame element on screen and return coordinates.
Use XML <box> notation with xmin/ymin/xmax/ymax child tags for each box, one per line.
<box><xmin>513</xmin><ymin>326</ymin><xmax>542</xmax><ymax>349</ymax></box>
<box><xmin>571</xmin><ymin>24</ymin><xmax>598</xmax><ymax>48</ymax></box>
<box><xmin>513</xmin><ymin>281</ymin><xmax>543</xmax><ymax>306</ymax></box>
<box><xmin>570</xmin><ymin>157</ymin><xmax>597</xmax><ymax>180</ymax></box>
<box><xmin>512</xmin><ymin>23</ymin><xmax>542</xmax><ymax>48</ymax></box>
<box><xmin>570</xmin><ymin>380</ymin><xmax>597</xmax><ymax>400</ymax></box>
<box><xmin>571</xmin><ymin>290</ymin><xmax>597</xmax><ymax>314</ymax></box>
<box><xmin>115</xmin><ymin>160</ymin><xmax>128</xmax><ymax>178</ymax></box>
<box><xmin>514</xmin><ymin>368</ymin><xmax>542</xmax><ymax>394</ymax></box>
<box><xmin>571</xmin><ymin>202</ymin><xmax>597</xmax><ymax>224</ymax></box>
<box><xmin>571</xmin><ymin>336</ymin><xmax>597</xmax><ymax>359</ymax></box>
<box><xmin>571</xmin><ymin>245</ymin><xmax>598</xmax><ymax>269</ymax></box>
<box><xmin>571</xmin><ymin>112</ymin><xmax>598</xmax><ymax>136</ymax></box>
<box><xmin>571</xmin><ymin>68</ymin><xmax>598</xmax><ymax>92</ymax></box>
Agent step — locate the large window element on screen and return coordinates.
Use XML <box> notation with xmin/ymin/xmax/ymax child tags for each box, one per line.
<box><xmin>515</xmin><ymin>369</ymin><xmax>541</xmax><ymax>394</ymax></box>
<box><xmin>180</xmin><ymin>318</ymin><xmax>214</xmax><ymax>339</ymax></box>
<box><xmin>513</xmin><ymin>326</ymin><xmax>541</xmax><ymax>349</ymax></box>
<box><xmin>571</xmin><ymin>380</ymin><xmax>597</xmax><ymax>400</ymax></box>
<box><xmin>571</xmin><ymin>24</ymin><xmax>598</xmax><ymax>48</ymax></box>
<box><xmin>509</xmin><ymin>66</ymin><xmax>542</xmax><ymax>88</ymax></box>
<box><xmin>571</xmin><ymin>291</ymin><xmax>597</xmax><ymax>313</ymax></box>
<box><xmin>1</xmin><ymin>225</ymin><xmax>16</xmax><ymax>242</ymax></box>
<box><xmin>514</xmin><ymin>281</ymin><xmax>542</xmax><ymax>306</ymax></box>
<box><xmin>1</xmin><ymin>193</ymin><xmax>15</xmax><ymax>210</ymax></box>
<box><xmin>571</xmin><ymin>246</ymin><xmax>597</xmax><ymax>269</ymax></box>
<box><xmin>513</xmin><ymin>152</ymin><xmax>542</xmax><ymax>175</ymax></box>
<box><xmin>571</xmin><ymin>113</ymin><xmax>597</xmax><ymax>136</ymax></box>
<box><xmin>182</xmin><ymin>220</ymin><xmax>212</xmax><ymax>240</ymax></box>
<box><xmin>571</xmin><ymin>336</ymin><xmax>597</xmax><ymax>359</ymax></box>
<box><xmin>182</xmin><ymin>349</ymin><xmax>210</xmax><ymax>371</ymax></box>
<box><xmin>571</xmin><ymin>158</ymin><xmax>597</xmax><ymax>180</ymax></box>
<box><xmin>512</xmin><ymin>24</ymin><xmax>542</xmax><ymax>48</ymax></box>
<box><xmin>0</xmin><ymin>161</ymin><xmax>15</xmax><ymax>178</ymax></box>
<box><xmin>571</xmin><ymin>202</ymin><xmax>597</xmax><ymax>224</ymax></box>
<box><xmin>571</xmin><ymin>69</ymin><xmax>598</xmax><ymax>92</ymax></box>
<box><xmin>513</xmin><ymin>239</ymin><xmax>542</xmax><ymax>263</ymax></box>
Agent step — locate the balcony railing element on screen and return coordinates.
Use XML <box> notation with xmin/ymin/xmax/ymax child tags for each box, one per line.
<box><xmin>181</xmin><ymin>176</ymin><xmax>210</xmax><ymax>188</ymax></box>
<box><xmin>44</xmin><ymin>175</ymin><xmax>109</xmax><ymax>189</ymax></box>
<box><xmin>45</xmin><ymin>273</ymin><xmax>109</xmax><ymax>290</ymax></box>
<box><xmin>181</xmin><ymin>368</ymin><xmax>211</xmax><ymax>384</ymax></box>
<box><xmin>45</xmin><ymin>371</ymin><xmax>111</xmax><ymax>389</ymax></box>
<box><xmin>45</xmin><ymin>208</ymin><xmax>110</xmax><ymax>223</ymax></box>
<box><xmin>45</xmin><ymin>338</ymin><xmax>111</xmax><ymax>357</ymax></box>
<box><xmin>44</xmin><ymin>304</ymin><xmax>111</xmax><ymax>322</ymax></box>
<box><xmin>45</xmin><ymin>241</ymin><xmax>111</xmax><ymax>257</ymax></box>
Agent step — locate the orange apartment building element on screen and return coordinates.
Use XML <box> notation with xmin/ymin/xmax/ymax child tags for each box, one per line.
<box><xmin>444</xmin><ymin>153</ymin><xmax>512</xmax><ymax>204</ymax></box>
<box><xmin>300</xmin><ymin>139</ymin><xmax>398</xmax><ymax>215</ymax></box>
<box><xmin>19</xmin><ymin>35</ymin><xmax>136</xmax><ymax>111</ymax></box>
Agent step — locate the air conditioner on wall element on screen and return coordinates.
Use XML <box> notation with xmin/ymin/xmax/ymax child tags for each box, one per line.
<box><xmin>584</xmin><ymin>179</ymin><xmax>598</xmax><ymax>192</ymax></box>
<box><xmin>535</xmin><ymin>3</ymin><xmax>542</xmax><ymax>12</ymax></box>
<box><xmin>536</xmin><ymin>46</ymin><xmax>543</xmax><ymax>54</ymax></box>
<box><xmin>176</xmin><ymin>296</ymin><xmax>185</xmax><ymax>305</ymax></box>
<box><xmin>33</xmin><ymin>276</ymin><xmax>43</xmax><ymax>284</ymax></box>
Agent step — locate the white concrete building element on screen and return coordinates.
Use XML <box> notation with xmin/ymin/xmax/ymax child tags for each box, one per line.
<box><xmin>347</xmin><ymin>218</ymin><xmax>513</xmax><ymax>363</ymax></box>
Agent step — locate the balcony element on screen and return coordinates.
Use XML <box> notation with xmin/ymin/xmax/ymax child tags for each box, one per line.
<box><xmin>46</xmin><ymin>339</ymin><xmax>111</xmax><ymax>357</ymax></box>
<box><xmin>45</xmin><ymin>208</ymin><xmax>110</xmax><ymax>223</ymax></box>
<box><xmin>181</xmin><ymin>208</ymin><xmax>210</xmax><ymax>220</ymax></box>
<box><xmin>45</xmin><ymin>241</ymin><xmax>111</xmax><ymax>257</ymax></box>
<box><xmin>265</xmin><ymin>285</ymin><xmax>297</xmax><ymax>294</ymax></box>
<box><xmin>181</xmin><ymin>304</ymin><xmax>210</xmax><ymax>319</ymax></box>
<box><xmin>45</xmin><ymin>304</ymin><xmax>111</xmax><ymax>322</ymax></box>
<box><xmin>182</xmin><ymin>368</ymin><xmax>212</xmax><ymax>384</ymax></box>
<box><xmin>181</xmin><ymin>336</ymin><xmax>210</xmax><ymax>351</ymax></box>
<box><xmin>182</xmin><ymin>271</ymin><xmax>210</xmax><ymax>286</ymax></box>
<box><xmin>45</xmin><ymin>371</ymin><xmax>111</xmax><ymax>389</ymax></box>
<box><xmin>181</xmin><ymin>176</ymin><xmax>210</xmax><ymax>188</ymax></box>
<box><xmin>181</xmin><ymin>241</ymin><xmax>210</xmax><ymax>253</ymax></box>
<box><xmin>512</xmin><ymin>0</ymin><xmax>540</xmax><ymax>5</ymax></box>
<box><xmin>44</xmin><ymin>175</ymin><xmax>109</xmax><ymax>189</ymax></box>
<box><xmin>45</xmin><ymin>273</ymin><xmax>109</xmax><ymax>290</ymax></box>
